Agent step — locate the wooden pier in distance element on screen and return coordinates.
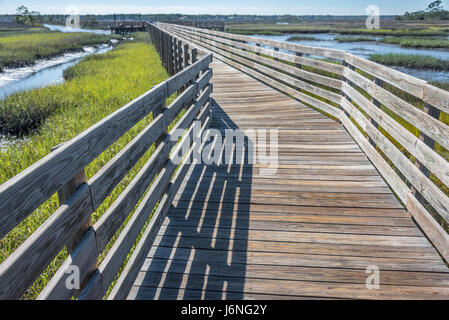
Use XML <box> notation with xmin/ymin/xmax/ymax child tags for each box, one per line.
<box><xmin>110</xmin><ymin>22</ymin><xmax>150</xmax><ymax>35</ymax></box>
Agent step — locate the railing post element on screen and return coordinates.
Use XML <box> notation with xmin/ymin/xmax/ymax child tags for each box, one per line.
<box><xmin>184</xmin><ymin>44</ymin><xmax>190</xmax><ymax>69</ymax></box>
<box><xmin>182</xmin><ymin>43</ymin><xmax>190</xmax><ymax>92</ymax></box>
<box><xmin>274</xmin><ymin>47</ymin><xmax>279</xmax><ymax>61</ymax></box>
<box><xmin>192</xmin><ymin>48</ymin><xmax>198</xmax><ymax>82</ymax></box>
<box><xmin>178</xmin><ymin>40</ymin><xmax>184</xmax><ymax>71</ymax></box>
<box><xmin>173</xmin><ymin>38</ymin><xmax>178</xmax><ymax>74</ymax></box>
<box><xmin>168</xmin><ymin>36</ymin><xmax>173</xmax><ymax>76</ymax></box>
<box><xmin>412</xmin><ymin>103</ymin><xmax>441</xmax><ymax>204</ymax></box>
<box><xmin>256</xmin><ymin>43</ymin><xmax>260</xmax><ymax>56</ymax></box>
<box><xmin>295</xmin><ymin>52</ymin><xmax>303</xmax><ymax>69</ymax></box>
<box><xmin>340</xmin><ymin>61</ymin><xmax>352</xmax><ymax>119</ymax></box>
<box><xmin>369</xmin><ymin>77</ymin><xmax>384</xmax><ymax>148</ymax></box>
<box><xmin>51</xmin><ymin>143</ymin><xmax>96</xmax><ymax>294</ymax></box>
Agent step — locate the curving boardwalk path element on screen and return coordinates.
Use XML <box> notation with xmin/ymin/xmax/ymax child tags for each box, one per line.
<box><xmin>128</xmin><ymin>61</ymin><xmax>449</xmax><ymax>299</ymax></box>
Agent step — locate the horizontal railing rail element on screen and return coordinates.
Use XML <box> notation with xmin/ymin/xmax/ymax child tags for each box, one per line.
<box><xmin>159</xmin><ymin>22</ymin><xmax>449</xmax><ymax>263</ymax></box>
<box><xmin>0</xmin><ymin>24</ymin><xmax>213</xmax><ymax>300</ymax></box>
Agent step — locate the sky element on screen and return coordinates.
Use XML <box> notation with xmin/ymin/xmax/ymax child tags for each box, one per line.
<box><xmin>0</xmin><ymin>0</ymin><xmax>446</xmax><ymax>15</ymax></box>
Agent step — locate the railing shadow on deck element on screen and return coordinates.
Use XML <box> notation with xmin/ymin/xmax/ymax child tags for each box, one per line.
<box><xmin>132</xmin><ymin>100</ymin><xmax>254</xmax><ymax>299</ymax></box>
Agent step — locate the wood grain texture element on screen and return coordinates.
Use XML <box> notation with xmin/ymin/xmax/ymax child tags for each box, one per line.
<box><xmin>0</xmin><ymin>184</ymin><xmax>93</xmax><ymax>299</ymax></box>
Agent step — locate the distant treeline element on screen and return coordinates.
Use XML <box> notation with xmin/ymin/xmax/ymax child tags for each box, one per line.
<box><xmin>0</xmin><ymin>14</ymin><xmax>397</xmax><ymax>25</ymax></box>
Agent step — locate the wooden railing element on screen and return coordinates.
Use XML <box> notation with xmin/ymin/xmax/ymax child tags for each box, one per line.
<box><xmin>159</xmin><ymin>22</ymin><xmax>449</xmax><ymax>262</ymax></box>
<box><xmin>0</xmin><ymin>24</ymin><xmax>213</xmax><ymax>300</ymax></box>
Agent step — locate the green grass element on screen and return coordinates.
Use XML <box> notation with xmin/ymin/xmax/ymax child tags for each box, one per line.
<box><xmin>229</xmin><ymin>29</ymin><xmax>284</xmax><ymax>36</ymax></box>
<box><xmin>369</xmin><ymin>53</ymin><xmax>449</xmax><ymax>71</ymax></box>
<box><xmin>286</xmin><ymin>35</ymin><xmax>321</xmax><ymax>42</ymax></box>
<box><xmin>0</xmin><ymin>30</ymin><xmax>114</xmax><ymax>71</ymax></box>
<box><xmin>335</xmin><ymin>35</ymin><xmax>449</xmax><ymax>49</ymax></box>
<box><xmin>334</xmin><ymin>36</ymin><xmax>377</xmax><ymax>42</ymax></box>
<box><xmin>380</xmin><ymin>36</ymin><xmax>449</xmax><ymax>49</ymax></box>
<box><xmin>0</xmin><ymin>34</ymin><xmax>173</xmax><ymax>299</ymax></box>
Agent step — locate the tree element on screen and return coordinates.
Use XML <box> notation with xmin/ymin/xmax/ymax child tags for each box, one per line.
<box><xmin>15</xmin><ymin>5</ymin><xmax>41</xmax><ymax>26</ymax></box>
<box><xmin>426</xmin><ymin>0</ymin><xmax>443</xmax><ymax>12</ymax></box>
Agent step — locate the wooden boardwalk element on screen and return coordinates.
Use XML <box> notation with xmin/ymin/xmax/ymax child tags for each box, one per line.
<box><xmin>128</xmin><ymin>61</ymin><xmax>449</xmax><ymax>300</ymax></box>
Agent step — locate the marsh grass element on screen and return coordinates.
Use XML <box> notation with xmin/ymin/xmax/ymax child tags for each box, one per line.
<box><xmin>286</xmin><ymin>35</ymin><xmax>322</xmax><ymax>42</ymax></box>
<box><xmin>334</xmin><ymin>36</ymin><xmax>378</xmax><ymax>42</ymax></box>
<box><xmin>229</xmin><ymin>30</ymin><xmax>284</xmax><ymax>36</ymax></box>
<box><xmin>380</xmin><ymin>37</ymin><xmax>449</xmax><ymax>49</ymax></box>
<box><xmin>227</xmin><ymin>24</ymin><xmax>449</xmax><ymax>37</ymax></box>
<box><xmin>0</xmin><ymin>30</ymin><xmax>114</xmax><ymax>71</ymax></box>
<box><xmin>369</xmin><ymin>53</ymin><xmax>449</xmax><ymax>71</ymax></box>
<box><xmin>0</xmin><ymin>34</ymin><xmax>174</xmax><ymax>299</ymax></box>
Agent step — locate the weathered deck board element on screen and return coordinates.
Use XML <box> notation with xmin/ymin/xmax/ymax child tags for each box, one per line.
<box><xmin>128</xmin><ymin>61</ymin><xmax>449</xmax><ymax>300</ymax></box>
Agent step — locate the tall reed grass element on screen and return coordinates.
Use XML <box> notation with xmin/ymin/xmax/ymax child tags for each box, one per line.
<box><xmin>0</xmin><ymin>31</ymin><xmax>114</xmax><ymax>71</ymax></box>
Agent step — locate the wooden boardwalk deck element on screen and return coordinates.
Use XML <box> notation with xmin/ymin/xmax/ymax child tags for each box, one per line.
<box><xmin>128</xmin><ymin>61</ymin><xmax>449</xmax><ymax>300</ymax></box>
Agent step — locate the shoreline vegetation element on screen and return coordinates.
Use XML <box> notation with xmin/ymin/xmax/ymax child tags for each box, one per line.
<box><xmin>335</xmin><ymin>35</ymin><xmax>449</xmax><ymax>49</ymax></box>
<box><xmin>286</xmin><ymin>35</ymin><xmax>322</xmax><ymax>41</ymax></box>
<box><xmin>369</xmin><ymin>53</ymin><xmax>449</xmax><ymax>71</ymax></box>
<box><xmin>227</xmin><ymin>25</ymin><xmax>449</xmax><ymax>37</ymax></box>
<box><xmin>0</xmin><ymin>33</ymin><xmax>171</xmax><ymax>299</ymax></box>
<box><xmin>0</xmin><ymin>30</ymin><xmax>117</xmax><ymax>71</ymax></box>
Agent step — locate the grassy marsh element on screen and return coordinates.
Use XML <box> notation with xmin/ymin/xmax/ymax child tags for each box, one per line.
<box><xmin>226</xmin><ymin>23</ymin><xmax>449</xmax><ymax>37</ymax></box>
<box><xmin>286</xmin><ymin>35</ymin><xmax>322</xmax><ymax>41</ymax></box>
<box><xmin>0</xmin><ymin>30</ymin><xmax>114</xmax><ymax>71</ymax></box>
<box><xmin>369</xmin><ymin>53</ymin><xmax>449</xmax><ymax>71</ymax></box>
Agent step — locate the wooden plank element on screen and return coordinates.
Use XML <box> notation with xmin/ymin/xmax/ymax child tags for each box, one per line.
<box><xmin>37</xmin><ymin>228</ymin><xmax>98</xmax><ymax>300</ymax></box>
<box><xmin>152</xmin><ymin>233</ymin><xmax>439</xmax><ymax>259</ymax></box>
<box><xmin>163</xmin><ymin>216</ymin><xmax>420</xmax><ymax>236</ymax></box>
<box><xmin>145</xmin><ymin>246</ymin><xmax>445</xmax><ymax>272</ymax></box>
<box><xmin>134</xmin><ymin>271</ymin><xmax>449</xmax><ymax>300</ymax></box>
<box><xmin>129</xmin><ymin>286</ymin><xmax>335</xmax><ymax>300</ymax></box>
<box><xmin>141</xmin><ymin>258</ymin><xmax>449</xmax><ymax>287</ymax></box>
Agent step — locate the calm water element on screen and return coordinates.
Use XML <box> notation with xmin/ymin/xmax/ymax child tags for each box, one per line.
<box><xmin>0</xmin><ymin>45</ymin><xmax>113</xmax><ymax>99</ymax></box>
<box><xmin>252</xmin><ymin>33</ymin><xmax>449</xmax><ymax>82</ymax></box>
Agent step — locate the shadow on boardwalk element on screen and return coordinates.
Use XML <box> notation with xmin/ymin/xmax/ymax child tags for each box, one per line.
<box><xmin>133</xmin><ymin>100</ymin><xmax>253</xmax><ymax>299</ymax></box>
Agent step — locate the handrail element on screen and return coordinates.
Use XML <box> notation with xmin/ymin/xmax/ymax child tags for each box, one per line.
<box><xmin>0</xmin><ymin>24</ymin><xmax>213</xmax><ymax>300</ymax></box>
<box><xmin>159</xmin><ymin>22</ymin><xmax>449</xmax><ymax>263</ymax></box>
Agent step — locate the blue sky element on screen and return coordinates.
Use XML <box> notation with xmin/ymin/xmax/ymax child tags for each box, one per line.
<box><xmin>0</xmin><ymin>0</ymin><xmax>445</xmax><ymax>15</ymax></box>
